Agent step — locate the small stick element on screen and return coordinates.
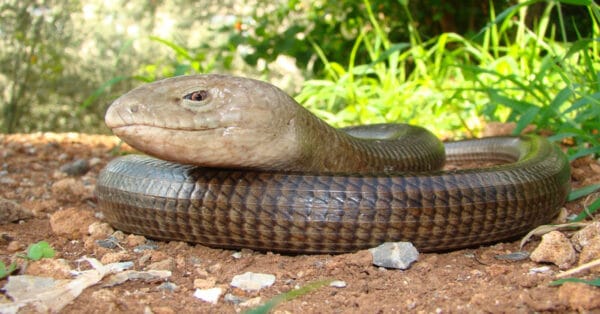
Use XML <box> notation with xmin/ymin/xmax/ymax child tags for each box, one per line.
<box><xmin>556</xmin><ymin>257</ymin><xmax>600</xmax><ymax>278</ymax></box>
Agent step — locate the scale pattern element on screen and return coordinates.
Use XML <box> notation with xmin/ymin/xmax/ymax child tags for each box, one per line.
<box><xmin>96</xmin><ymin>136</ymin><xmax>570</xmax><ymax>253</ymax></box>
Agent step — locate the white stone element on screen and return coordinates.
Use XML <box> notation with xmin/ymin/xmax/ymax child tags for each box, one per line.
<box><xmin>193</xmin><ymin>287</ymin><xmax>223</xmax><ymax>304</ymax></box>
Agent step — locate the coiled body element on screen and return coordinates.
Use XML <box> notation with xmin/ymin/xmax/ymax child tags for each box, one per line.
<box><xmin>97</xmin><ymin>136</ymin><xmax>570</xmax><ymax>253</ymax></box>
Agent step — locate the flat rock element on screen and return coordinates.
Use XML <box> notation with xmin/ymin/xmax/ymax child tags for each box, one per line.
<box><xmin>193</xmin><ymin>287</ymin><xmax>223</xmax><ymax>304</ymax></box>
<box><xmin>230</xmin><ymin>272</ymin><xmax>275</xmax><ymax>291</ymax></box>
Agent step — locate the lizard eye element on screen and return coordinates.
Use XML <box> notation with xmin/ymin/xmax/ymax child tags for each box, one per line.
<box><xmin>183</xmin><ymin>90</ymin><xmax>209</xmax><ymax>101</ymax></box>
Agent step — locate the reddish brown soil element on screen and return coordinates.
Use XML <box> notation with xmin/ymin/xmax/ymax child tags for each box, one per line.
<box><xmin>1</xmin><ymin>132</ymin><xmax>599</xmax><ymax>313</ymax></box>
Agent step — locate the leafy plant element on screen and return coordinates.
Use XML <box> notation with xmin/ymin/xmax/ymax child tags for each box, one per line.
<box><xmin>0</xmin><ymin>0</ymin><xmax>80</xmax><ymax>133</ymax></box>
<box><xmin>295</xmin><ymin>0</ymin><xmax>599</xmax><ymax>163</ymax></box>
<box><xmin>0</xmin><ymin>241</ymin><xmax>55</xmax><ymax>279</ymax></box>
<box><xmin>0</xmin><ymin>261</ymin><xmax>17</xmax><ymax>279</ymax></box>
<box><xmin>461</xmin><ymin>0</ymin><xmax>600</xmax><ymax>159</ymax></box>
<box><xmin>296</xmin><ymin>0</ymin><xmax>485</xmax><ymax>137</ymax></box>
<box><xmin>26</xmin><ymin>241</ymin><xmax>55</xmax><ymax>261</ymax></box>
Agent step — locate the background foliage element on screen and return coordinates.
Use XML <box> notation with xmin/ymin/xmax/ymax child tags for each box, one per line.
<box><xmin>0</xmin><ymin>0</ymin><xmax>598</xmax><ymax>159</ymax></box>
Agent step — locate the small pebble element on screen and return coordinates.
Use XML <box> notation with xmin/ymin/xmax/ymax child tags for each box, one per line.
<box><xmin>329</xmin><ymin>280</ymin><xmax>347</xmax><ymax>288</ymax></box>
<box><xmin>528</xmin><ymin>266</ymin><xmax>552</xmax><ymax>274</ymax></box>
<box><xmin>133</xmin><ymin>243</ymin><xmax>159</xmax><ymax>253</ymax></box>
<box><xmin>88</xmin><ymin>157</ymin><xmax>103</xmax><ymax>167</ymax></box>
<box><xmin>157</xmin><ymin>282</ymin><xmax>178</xmax><ymax>293</ymax></box>
<box><xmin>88</xmin><ymin>222</ymin><xmax>114</xmax><ymax>239</ymax></box>
<box><xmin>223</xmin><ymin>293</ymin><xmax>247</xmax><ymax>305</ymax></box>
<box><xmin>96</xmin><ymin>236</ymin><xmax>120</xmax><ymax>249</ymax></box>
<box><xmin>207</xmin><ymin>263</ymin><xmax>222</xmax><ymax>273</ymax></box>
<box><xmin>7</xmin><ymin>240</ymin><xmax>24</xmax><ymax>252</ymax></box>
<box><xmin>193</xmin><ymin>287</ymin><xmax>223</xmax><ymax>304</ymax></box>
<box><xmin>112</xmin><ymin>231</ymin><xmax>126</xmax><ymax>242</ymax></box>
<box><xmin>59</xmin><ymin>159</ymin><xmax>90</xmax><ymax>176</ymax></box>
<box><xmin>370</xmin><ymin>242</ymin><xmax>419</xmax><ymax>269</ymax></box>
<box><xmin>230</xmin><ymin>272</ymin><xmax>276</xmax><ymax>291</ymax></box>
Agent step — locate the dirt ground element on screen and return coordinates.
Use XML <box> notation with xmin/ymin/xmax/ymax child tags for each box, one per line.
<box><xmin>1</xmin><ymin>132</ymin><xmax>600</xmax><ymax>313</ymax></box>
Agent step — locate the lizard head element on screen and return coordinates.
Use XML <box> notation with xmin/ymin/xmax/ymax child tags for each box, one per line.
<box><xmin>105</xmin><ymin>74</ymin><xmax>302</xmax><ymax>169</ymax></box>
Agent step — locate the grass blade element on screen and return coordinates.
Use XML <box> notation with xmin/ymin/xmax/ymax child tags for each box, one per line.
<box><xmin>570</xmin><ymin>197</ymin><xmax>600</xmax><ymax>222</ymax></box>
<box><xmin>244</xmin><ymin>279</ymin><xmax>333</xmax><ymax>314</ymax></box>
<box><xmin>568</xmin><ymin>184</ymin><xmax>600</xmax><ymax>201</ymax></box>
<box><xmin>550</xmin><ymin>277</ymin><xmax>600</xmax><ymax>286</ymax></box>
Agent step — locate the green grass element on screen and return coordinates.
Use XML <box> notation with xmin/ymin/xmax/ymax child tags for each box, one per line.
<box><xmin>296</xmin><ymin>0</ymin><xmax>600</xmax><ymax>160</ymax></box>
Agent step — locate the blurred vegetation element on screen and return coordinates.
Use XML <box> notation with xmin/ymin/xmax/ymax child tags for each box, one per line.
<box><xmin>0</xmin><ymin>0</ymin><xmax>599</xmax><ymax>160</ymax></box>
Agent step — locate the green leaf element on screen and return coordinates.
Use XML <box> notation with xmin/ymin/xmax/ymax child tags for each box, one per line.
<box><xmin>562</xmin><ymin>92</ymin><xmax>600</xmax><ymax>116</ymax></box>
<box><xmin>0</xmin><ymin>261</ymin><xmax>17</xmax><ymax>279</ymax></box>
<box><xmin>550</xmin><ymin>277</ymin><xmax>600</xmax><ymax>286</ymax></box>
<box><xmin>568</xmin><ymin>146</ymin><xmax>600</xmax><ymax>161</ymax></box>
<box><xmin>27</xmin><ymin>241</ymin><xmax>55</xmax><ymax>261</ymax></box>
<box><xmin>149</xmin><ymin>36</ymin><xmax>193</xmax><ymax>60</ymax></box>
<box><xmin>472</xmin><ymin>0</ymin><xmax>538</xmax><ymax>39</ymax></box>
<box><xmin>556</xmin><ymin>0</ymin><xmax>592</xmax><ymax>6</ymax></box>
<box><xmin>514</xmin><ymin>106</ymin><xmax>540</xmax><ymax>134</ymax></box>
<box><xmin>368</xmin><ymin>42</ymin><xmax>411</xmax><ymax>67</ymax></box>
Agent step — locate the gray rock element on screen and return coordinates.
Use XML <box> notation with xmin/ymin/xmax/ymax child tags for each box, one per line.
<box><xmin>95</xmin><ymin>236</ymin><xmax>120</xmax><ymax>249</ymax></box>
<box><xmin>59</xmin><ymin>159</ymin><xmax>90</xmax><ymax>176</ymax></box>
<box><xmin>157</xmin><ymin>281</ymin><xmax>178</xmax><ymax>292</ymax></box>
<box><xmin>369</xmin><ymin>242</ymin><xmax>419</xmax><ymax>269</ymax></box>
